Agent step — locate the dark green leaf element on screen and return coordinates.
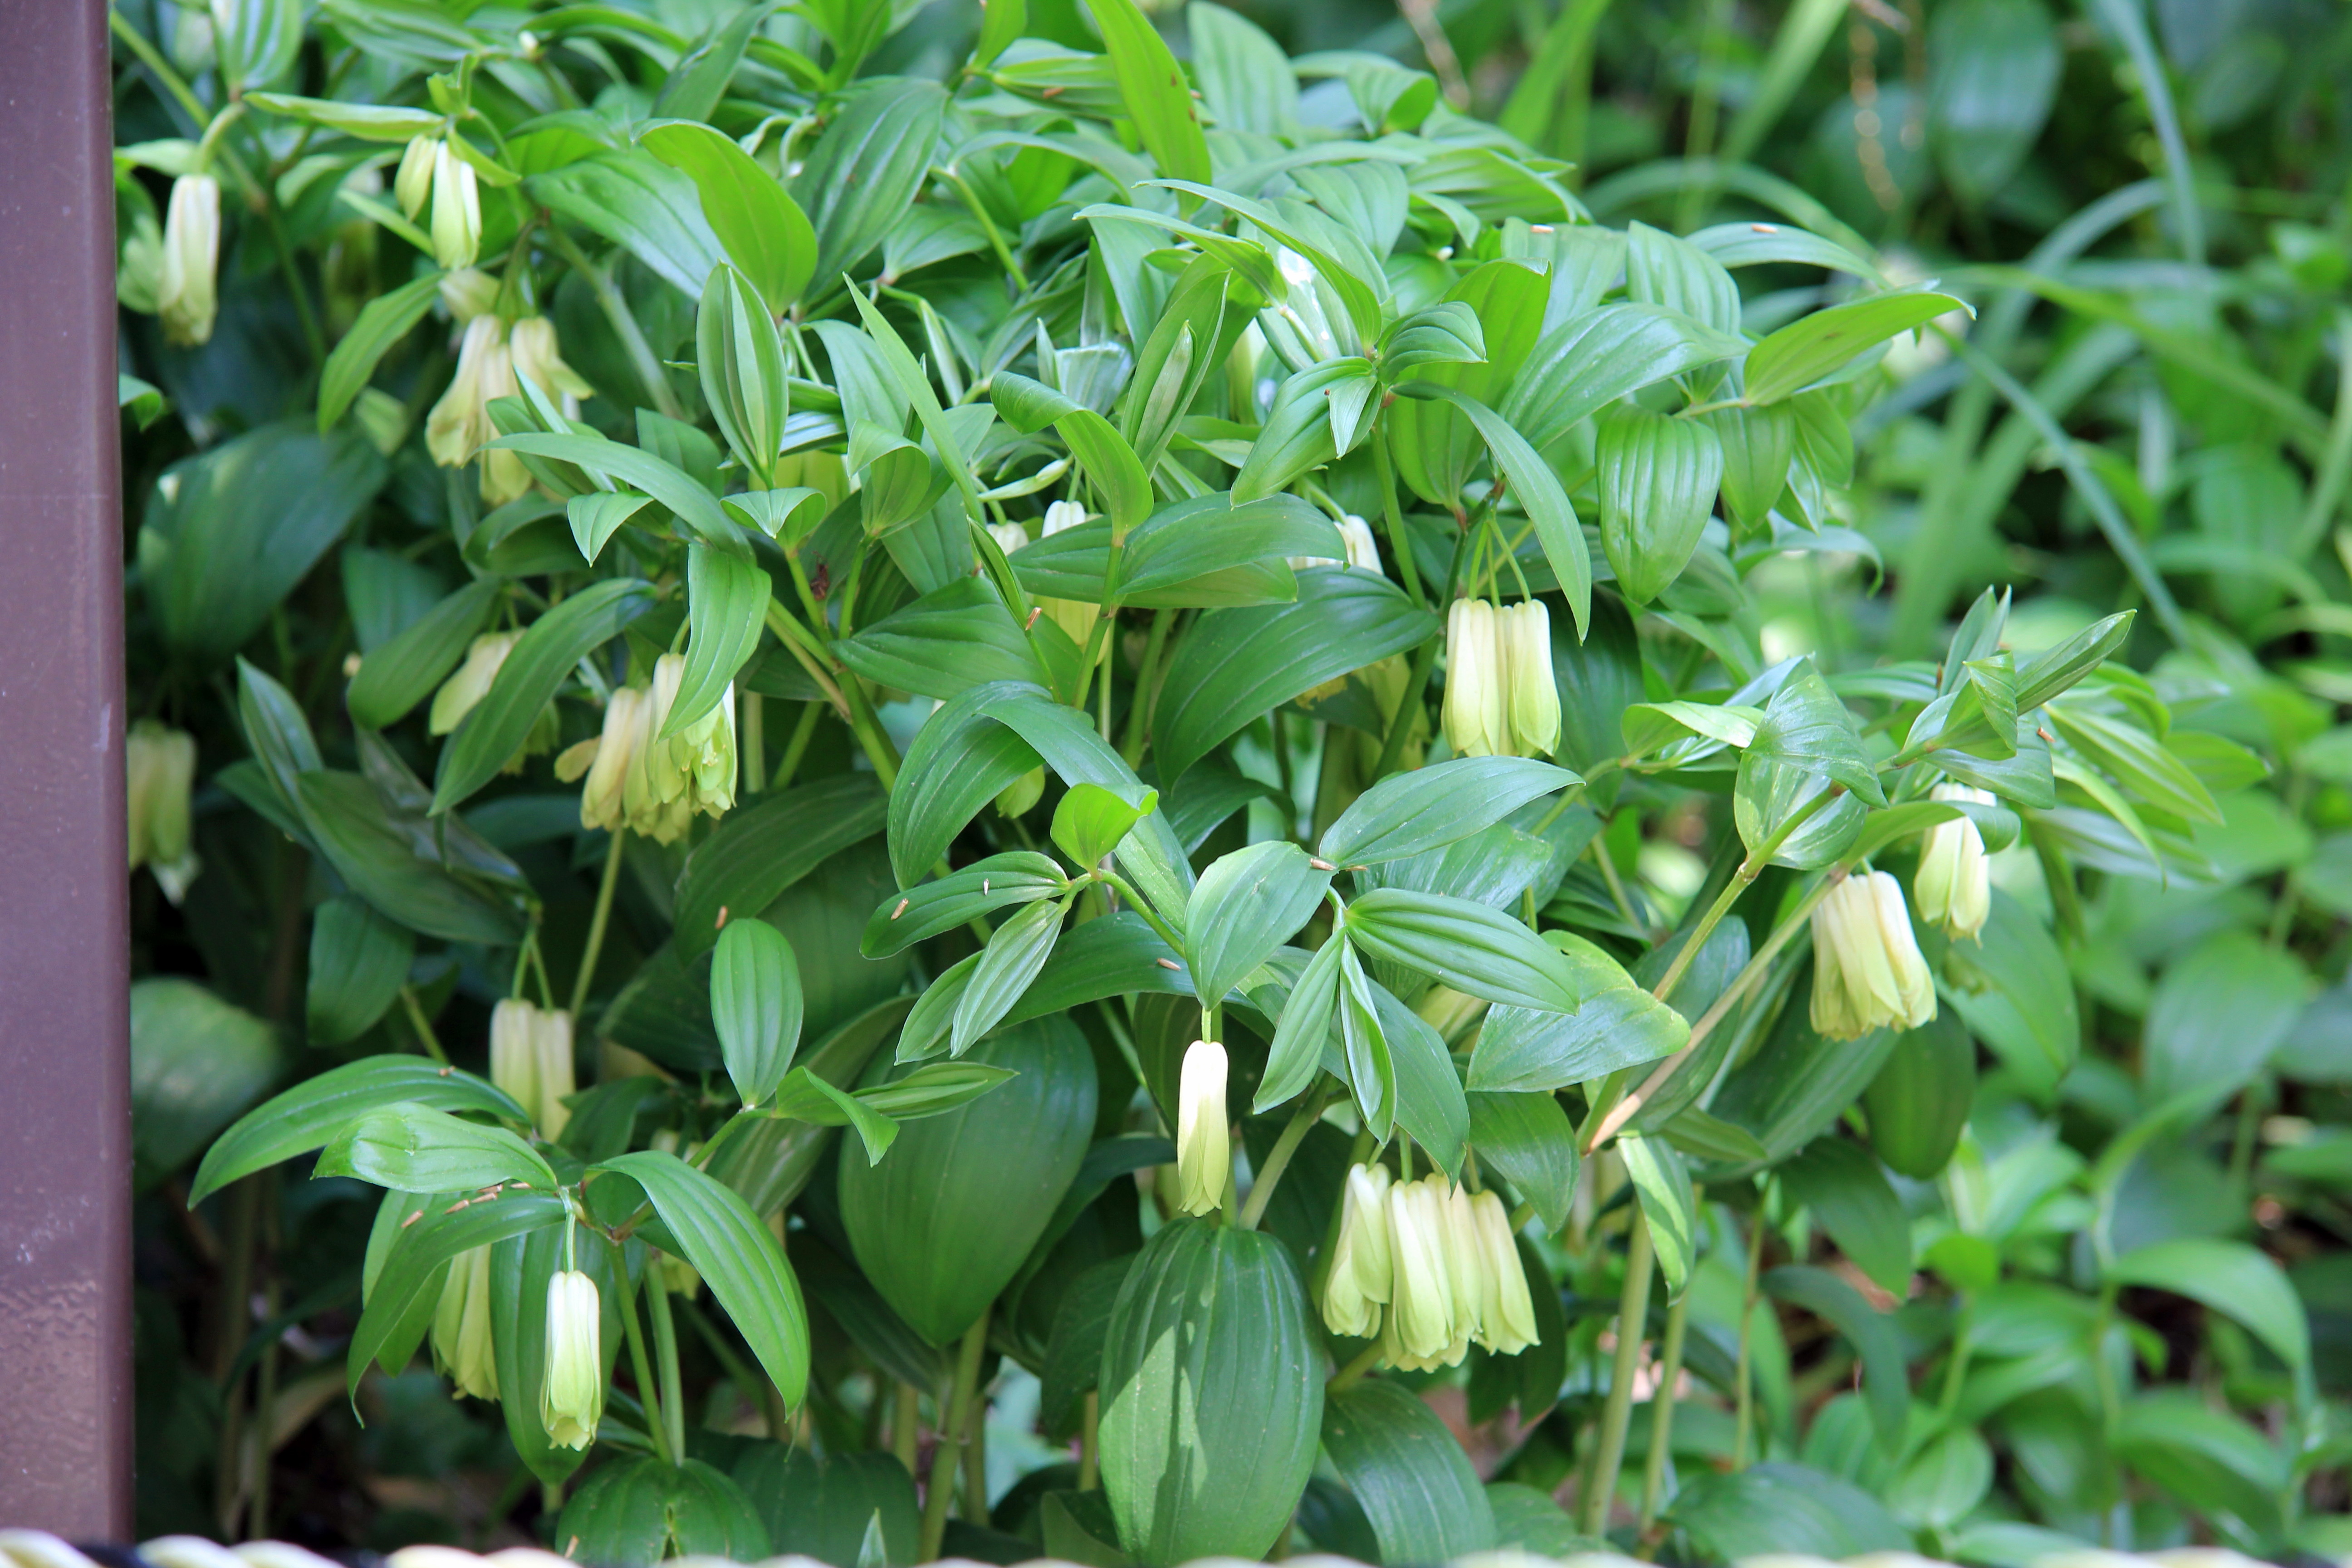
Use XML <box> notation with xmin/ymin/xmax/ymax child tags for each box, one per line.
<box><xmin>315</xmin><ymin>1103</ymin><xmax>556</xmax><ymax>1192</ymax></box>
<box><xmin>1320</xmin><ymin>1381</ymin><xmax>1497</xmax><ymax>1564</ymax></box>
<box><xmin>305</xmin><ymin>896</ymin><xmax>414</xmax><ymax>1047</ymax></box>
<box><xmin>1345</xmin><ymin>888</ymin><xmax>1580</xmax><ymax>1011</ymax></box>
<box><xmin>1467</xmin><ymin>1091</ymin><xmax>1578</xmax><ymax>1231</ymax></box>
<box><xmin>675</xmin><ymin>774</ymin><xmax>888</xmax><ymax>956</ymax></box>
<box><xmin>712</xmin><ymin>917</ymin><xmax>804</xmax><ymax>1109</ymax></box>
<box><xmin>319</xmin><ymin>272</ymin><xmax>442</xmax><ymax>432</ymax></box>
<box><xmin>1781</xmin><ymin>1138</ymin><xmax>1911</xmax><ymax>1296</ymax></box>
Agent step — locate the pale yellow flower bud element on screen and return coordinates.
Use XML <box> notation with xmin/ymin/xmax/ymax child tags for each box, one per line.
<box><xmin>1914</xmin><ymin>784</ymin><xmax>1993</xmax><ymax>941</ymax></box>
<box><xmin>1442</xmin><ymin>598</ymin><xmax>1504</xmax><ymax>759</ymax></box>
<box><xmin>158</xmin><ymin>175</ymin><xmax>221</xmax><ymax>347</ymax></box>
<box><xmin>1175</xmin><ymin>1039</ymin><xmax>1230</xmax><ymax>1217</ymax></box>
<box><xmin>985</xmin><ymin>520</ymin><xmax>1031</xmax><ymax>557</ymax></box>
<box><xmin>426</xmin><ymin>315</ymin><xmax>507</xmax><ymax>469</ymax></box>
<box><xmin>395</xmin><ymin>136</ymin><xmax>437</xmax><ymax>219</ymax></box>
<box><xmin>1497</xmin><ymin>599</ymin><xmax>1559</xmax><ymax>758</ymax></box>
<box><xmin>1382</xmin><ymin>1174</ymin><xmax>1459</xmax><ymax>1367</ymax></box>
<box><xmin>126</xmin><ymin>719</ymin><xmax>200</xmax><ymax>905</ymax></box>
<box><xmin>1321</xmin><ymin>1162</ymin><xmax>1394</xmax><ymax>1339</ymax></box>
<box><xmin>431</xmin><ymin>1244</ymin><xmax>499</xmax><ymax>1400</ymax></box>
<box><xmin>436</xmin><ymin>266</ymin><xmax>500</xmax><ymax>323</ymax></box>
<box><xmin>1468</xmin><ymin>1189</ymin><xmax>1539</xmax><ymax>1354</ymax></box>
<box><xmin>1289</xmin><ymin>514</ymin><xmax>1381</xmax><ymax>573</ymax></box>
<box><xmin>429</xmin><ymin>141</ymin><xmax>481</xmax><ymax>270</ymax></box>
<box><xmin>559</xmin><ymin>686</ymin><xmax>644</xmax><ymax>835</ymax></box>
<box><xmin>1038</xmin><ymin>500</ymin><xmax>1096</xmax><ymax>649</ymax></box>
<box><xmin>429</xmin><ymin>632</ymin><xmax>519</xmax><ymax>735</ymax></box>
<box><xmin>540</xmin><ymin>1269</ymin><xmax>603</xmax><ymax>1449</ymax></box>
<box><xmin>509</xmin><ymin>317</ymin><xmax>595</xmax><ymax>415</ymax></box>
<box><xmin>1810</xmin><ymin>870</ymin><xmax>1937</xmax><ymax>1040</ymax></box>
<box><xmin>622</xmin><ymin>656</ymin><xmax>735</xmax><ymax>843</ymax></box>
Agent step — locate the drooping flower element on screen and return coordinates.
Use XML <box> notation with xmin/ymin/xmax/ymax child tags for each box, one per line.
<box><xmin>1497</xmin><ymin>599</ymin><xmax>1559</xmax><ymax>757</ymax></box>
<box><xmin>431</xmin><ymin>1244</ymin><xmax>499</xmax><ymax>1401</ymax></box>
<box><xmin>126</xmin><ymin>720</ymin><xmax>200</xmax><ymax>904</ymax></box>
<box><xmin>558</xmin><ymin>685</ymin><xmax>644</xmax><ymax>837</ymax></box>
<box><xmin>158</xmin><ymin>174</ymin><xmax>221</xmax><ymax>347</ymax></box>
<box><xmin>1382</xmin><ymin>1174</ymin><xmax>1460</xmax><ymax>1369</ymax></box>
<box><xmin>1291</xmin><ymin>514</ymin><xmax>1382</xmax><ymax>573</ymax></box>
<box><xmin>426</xmin><ymin>315</ymin><xmax>528</xmax><ymax>501</ymax></box>
<box><xmin>1036</xmin><ymin>500</ymin><xmax>1098</xmax><ymax>650</ymax></box>
<box><xmin>1811</xmin><ymin>870</ymin><xmax>1938</xmax><ymax>1040</ymax></box>
<box><xmin>1914</xmin><ymin>783</ymin><xmax>1994</xmax><ymax>941</ymax></box>
<box><xmin>540</xmin><ymin>1269</ymin><xmax>604</xmax><ymax>1449</ymax></box>
<box><xmin>1320</xmin><ymin>1162</ymin><xmax>1394</xmax><ymax>1339</ymax></box>
<box><xmin>488</xmin><ymin>998</ymin><xmax>576</xmax><ymax>1140</ymax></box>
<box><xmin>1442</xmin><ymin>598</ymin><xmax>1504</xmax><ymax>759</ymax></box>
<box><xmin>429</xmin><ymin>140</ymin><xmax>480</xmax><ymax>270</ymax></box>
<box><xmin>395</xmin><ymin>136</ymin><xmax>437</xmax><ymax>218</ymax></box>
<box><xmin>508</xmin><ymin>317</ymin><xmax>595</xmax><ymax>417</ymax></box>
<box><xmin>1174</xmin><ymin>1039</ymin><xmax>1230</xmax><ymax>1217</ymax></box>
<box><xmin>1467</xmin><ymin>1189</ymin><xmax>1539</xmax><ymax>1354</ymax></box>
<box><xmin>429</xmin><ymin>632</ymin><xmax>519</xmax><ymax>735</ymax></box>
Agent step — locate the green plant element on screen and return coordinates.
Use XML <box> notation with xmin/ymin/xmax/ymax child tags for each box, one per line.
<box><xmin>113</xmin><ymin>0</ymin><xmax>2347</xmax><ymax>1561</ymax></box>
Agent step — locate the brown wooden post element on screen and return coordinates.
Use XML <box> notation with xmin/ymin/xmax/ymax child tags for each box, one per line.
<box><xmin>0</xmin><ymin>0</ymin><xmax>135</xmax><ymax>1537</ymax></box>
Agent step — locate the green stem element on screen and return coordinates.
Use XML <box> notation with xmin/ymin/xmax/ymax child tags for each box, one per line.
<box><xmin>1098</xmin><ymin>870</ymin><xmax>1186</xmax><ymax>953</ymax></box>
<box><xmin>775</xmin><ymin>700</ymin><xmax>824</xmax><ymax>791</ymax></box>
<box><xmin>1583</xmin><ymin>1210</ymin><xmax>1656</xmax><ymax>1537</ymax></box>
<box><xmin>893</xmin><ymin>1381</ymin><xmax>920</xmax><ymax>1473</ymax></box>
<box><xmin>399</xmin><ymin>986</ymin><xmax>451</xmax><ymax>1064</ymax></box>
<box><xmin>1078</xmin><ymin>1390</ymin><xmax>1100</xmax><ymax>1491</ymax></box>
<box><xmin>1369</xmin><ymin>637</ymin><xmax>1437</xmax><ymax>781</ymax></box>
<box><xmin>646</xmin><ymin>1266</ymin><xmax>688</xmax><ymax>1465</ymax></box>
<box><xmin>1370</xmin><ymin>429</ymin><xmax>1426</xmax><ymax>608</ymax></box>
<box><xmin>1592</xmin><ymin>828</ymin><xmax>1644</xmax><ymax>935</ymax></box>
<box><xmin>1733</xmin><ymin>1208</ymin><xmax>1765</xmax><ymax>1469</ymax></box>
<box><xmin>1237</xmin><ymin>1088</ymin><xmax>1328</xmax><ymax>1231</ymax></box>
<box><xmin>742</xmin><ymin>693</ymin><xmax>767</xmax><ymax>794</ymax></box>
<box><xmin>1586</xmin><ymin>869</ymin><xmax>1841</xmax><ymax>1154</ymax></box>
<box><xmin>920</xmin><ymin>1308</ymin><xmax>991</xmax><ymax>1560</ymax></box>
<box><xmin>1326</xmin><ymin>1338</ymin><xmax>1384</xmax><ymax>1393</ymax></box>
<box><xmin>612</xmin><ymin>1249</ymin><xmax>675</xmax><ymax>1466</ymax></box>
<box><xmin>545</xmin><ymin>227</ymin><xmax>684</xmax><ymax>421</ymax></box>
<box><xmin>1637</xmin><ymin>1241</ymin><xmax>1692</xmax><ymax>1532</ymax></box>
<box><xmin>1649</xmin><ymin>783</ymin><xmax>1839</xmax><ymax>1005</ymax></box>
<box><xmin>1119</xmin><ymin>608</ymin><xmax>1174</xmax><ymax>766</ymax></box>
<box><xmin>570</xmin><ymin>828</ymin><xmax>626</xmax><ymax>1019</ymax></box>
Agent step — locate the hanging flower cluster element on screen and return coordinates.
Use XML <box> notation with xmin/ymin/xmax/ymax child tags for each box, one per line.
<box><xmin>1320</xmin><ymin>1163</ymin><xmax>1540</xmax><ymax>1370</ymax></box>
<box><xmin>555</xmin><ymin>654</ymin><xmax>738</xmax><ymax>844</ymax></box>
<box><xmin>1443</xmin><ymin>598</ymin><xmax>1559</xmax><ymax>758</ymax></box>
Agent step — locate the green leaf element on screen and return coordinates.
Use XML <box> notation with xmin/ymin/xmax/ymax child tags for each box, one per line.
<box><xmin>1624</xmin><ymin>221</ymin><xmax>1742</xmax><ymax>335</ymax></box>
<box><xmin>1667</xmin><ymin>1463</ymin><xmax>1911</xmax><ymax>1561</ymax></box>
<box><xmin>348</xmin><ymin>1189</ymin><xmax>565</xmax><ymax>1398</ymax></box>
<box><xmin>1337</xmin><ymin>941</ymin><xmax>1396</xmax><ymax>1137</ymax></box>
<box><xmin>2013</xmin><ymin>609</ymin><xmax>2133</xmax><ymax>710</ymax></box>
<box><xmin>2142</xmin><ymin>930</ymin><xmax>2310</xmax><ymax>1107</ymax></box>
<box><xmin>1620</xmin><ymin>1133</ymin><xmax>1698</xmax><ymax>1297</ymax></box>
<box><xmin>1393</xmin><ymin>382</ymin><xmax>1591</xmax><ymax>637</ymax></box>
<box><xmin>1188</xmin><ymin>1</ymin><xmax>1297</xmax><ymax>135</ymax></box>
<box><xmin>988</xmin><ymin>372</ymin><xmax>1153</xmax><ymax>542</ymax></box>
<box><xmin>598</xmin><ymin>1149</ymin><xmax>813</xmax><ymax>1406</ymax></box>
<box><xmin>861</xmin><ymin>852</ymin><xmax>1067</xmax><ymax>958</ymax></box>
<box><xmin>2046</xmin><ymin>702</ymin><xmax>2221</xmax><ymax>825</ymax></box>
<box><xmin>1503</xmin><ymin>303</ymin><xmax>1749</xmax><ymax>451</ymax></box>
<box><xmin>193</xmin><ymin>1057</ymin><xmax>525</xmax><ymax>1205</ymax></box>
<box><xmin>665</xmin><ymin>544</ymin><xmax>769</xmax><ymax>740</ymax></box>
<box><xmin>432</xmin><ymin>578</ymin><xmax>655</xmax><ymax>813</ymax></box>
<box><xmin>838</xmin><ymin>576</ymin><xmax>1047</xmax><ymax>703</ymax></box>
<box><xmin>140</xmin><ymin>423</ymin><xmax>387</xmax><ymax>663</ymax></box>
<box><xmin>1467</xmin><ymin>1091</ymin><xmax>1579</xmax><ymax>1232</ymax></box>
<box><xmin>1762</xmin><ymin>1266</ymin><xmax>1907</xmax><ymax>1445</ymax></box>
<box><xmin>1781</xmin><ymin>1138</ymin><xmax>1911</xmax><ymax>1296</ymax></box>
<box><xmin>568</xmin><ymin>492</ymin><xmax>654</xmax><ymax>566</ymax></box>
<box><xmin>1367</xmin><ymin>977</ymin><xmax>1471</xmax><ymax>1177</ymax></box>
<box><xmin>346</xmin><ymin>579</ymin><xmax>501</xmax><ymax>730</ymax></box>
<box><xmin>130</xmin><ymin>980</ymin><xmax>282</xmax><ymax>1183</ymax></box>
<box><xmin>318</xmin><ymin>272</ymin><xmax>442</xmax><ymax>432</ymax></box>
<box><xmin>1386</xmin><ymin>260</ymin><xmax>1547</xmax><ymax>510</ymax></box>
<box><xmin>1319</xmin><ymin>757</ymin><xmax>1579</xmax><ymax>867</ymax></box>
<box><xmin>1013</xmin><ymin>491</ymin><xmax>1337</xmax><ymax>609</ymax></box>
<box><xmin>839</xmin><ymin>1019</ymin><xmax>1096</xmax><ymax>1344</ymax></box>
<box><xmin>1233</xmin><ymin>359</ymin><xmax>1378</xmax><ymax>504</ymax></box>
<box><xmin>1320</xmin><ymin>1380</ymin><xmax>1497</xmax><ymax>1563</ymax></box>
<box><xmin>769</xmin><ymin>1068</ymin><xmax>899</xmax><ymax>1165</ymax></box>
<box><xmin>1377</xmin><ymin>300</ymin><xmax>1486</xmax><ymax>374</ymax></box>
<box><xmin>305</xmin><ymin>896</ymin><xmax>413</xmax><ymax>1048</ymax></box>
<box><xmin>1153</xmin><ymin>570</ymin><xmax>1436</xmax><ymax>783</ymax></box>
<box><xmin>1051</xmin><ymin>782</ymin><xmax>1159</xmax><ymax>870</ymax></box>
<box><xmin>527</xmin><ymin>148</ymin><xmax>727</xmax><ymax>296</ymax></box>
<box><xmin>711</xmin><ymin>917</ymin><xmax>804</xmax><ymax>1109</ymax></box>
<box><xmin>1742</xmin><ymin>661</ymin><xmax>1886</xmax><ymax>805</ymax></box>
<box><xmin>1100</xmin><ymin>1220</ymin><xmax>1323</xmax><ymax>1562</ymax></box>
<box><xmin>733</xmin><ymin>1448</ymin><xmax>920</xmax><ymax>1568</ymax></box>
<box><xmin>853</xmin><ymin>1059</ymin><xmax>1018</xmax><ymax>1120</ymax></box>
<box><xmin>297</xmin><ymin>772</ymin><xmax>525</xmax><ymax>943</ymax></box>
<box><xmin>953</xmin><ymin>896</ymin><xmax>1069</xmax><ymax>1056</ymax></box>
<box><xmin>695</xmin><ymin>262</ymin><xmax>790</xmax><ymax>486</ymax></box>
<box><xmin>316</xmin><ymin>1103</ymin><xmax>557</xmax><ymax>1192</ymax></box>
<box><xmin>562</xmin><ymin>1454</ymin><xmax>771</xmax><ymax>1567</ymax></box>
<box><xmin>2107</xmin><ymin>1238</ymin><xmax>2311</xmax><ymax>1384</ymax></box>
<box><xmin>792</xmin><ymin>79</ymin><xmax>946</xmax><ymax>291</ymax></box>
<box><xmin>650</xmin><ymin>1</ymin><xmax>768</xmax><ymax>120</ymax></box>
<box><xmin>1465</xmin><ymin>934</ymin><xmax>1688</xmax><ymax>1091</ymax></box>
<box><xmin>670</xmin><ymin>774</ymin><xmax>887</xmax><ymax>958</ymax></box>
<box><xmin>1745</xmin><ymin>291</ymin><xmax>1969</xmax><ymax>406</ymax></box>
<box><xmin>1596</xmin><ymin>405</ymin><xmax>1727</xmax><ymax>605</ymax></box>
<box><xmin>1941</xmin><ymin>889</ymin><xmax>2079</xmax><ymax>1100</ymax></box>
<box><xmin>1257</xmin><ymin>935</ymin><xmax>1344</xmax><ymax>1112</ymax></box>
<box><xmin>1345</xmin><ymin>888</ymin><xmax>1581</xmax><ymax>1012</ymax></box>
<box><xmin>1091</xmin><ymin>0</ymin><xmax>1211</xmax><ymax>187</ymax></box>
<box><xmin>488</xmin><ymin>431</ymin><xmax>736</xmax><ymax>544</ymax></box>
<box><xmin>1185</xmin><ymin>842</ymin><xmax>1333</xmax><ymax>1011</ymax></box>
<box><xmin>1710</xmin><ymin>1005</ymin><xmax>1900</xmax><ymax>1165</ymax></box>
<box><xmin>244</xmin><ymin>92</ymin><xmax>441</xmax><ymax>140</ymax></box>
<box><xmin>1707</xmin><ymin>403</ymin><xmax>1798</xmax><ymax>531</ymax></box>
<box><xmin>887</xmin><ymin>685</ymin><xmax>1047</xmax><ymax>886</ymax></box>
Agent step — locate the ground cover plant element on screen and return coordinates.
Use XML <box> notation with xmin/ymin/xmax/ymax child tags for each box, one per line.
<box><xmin>113</xmin><ymin>0</ymin><xmax>2352</xmax><ymax>1562</ymax></box>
